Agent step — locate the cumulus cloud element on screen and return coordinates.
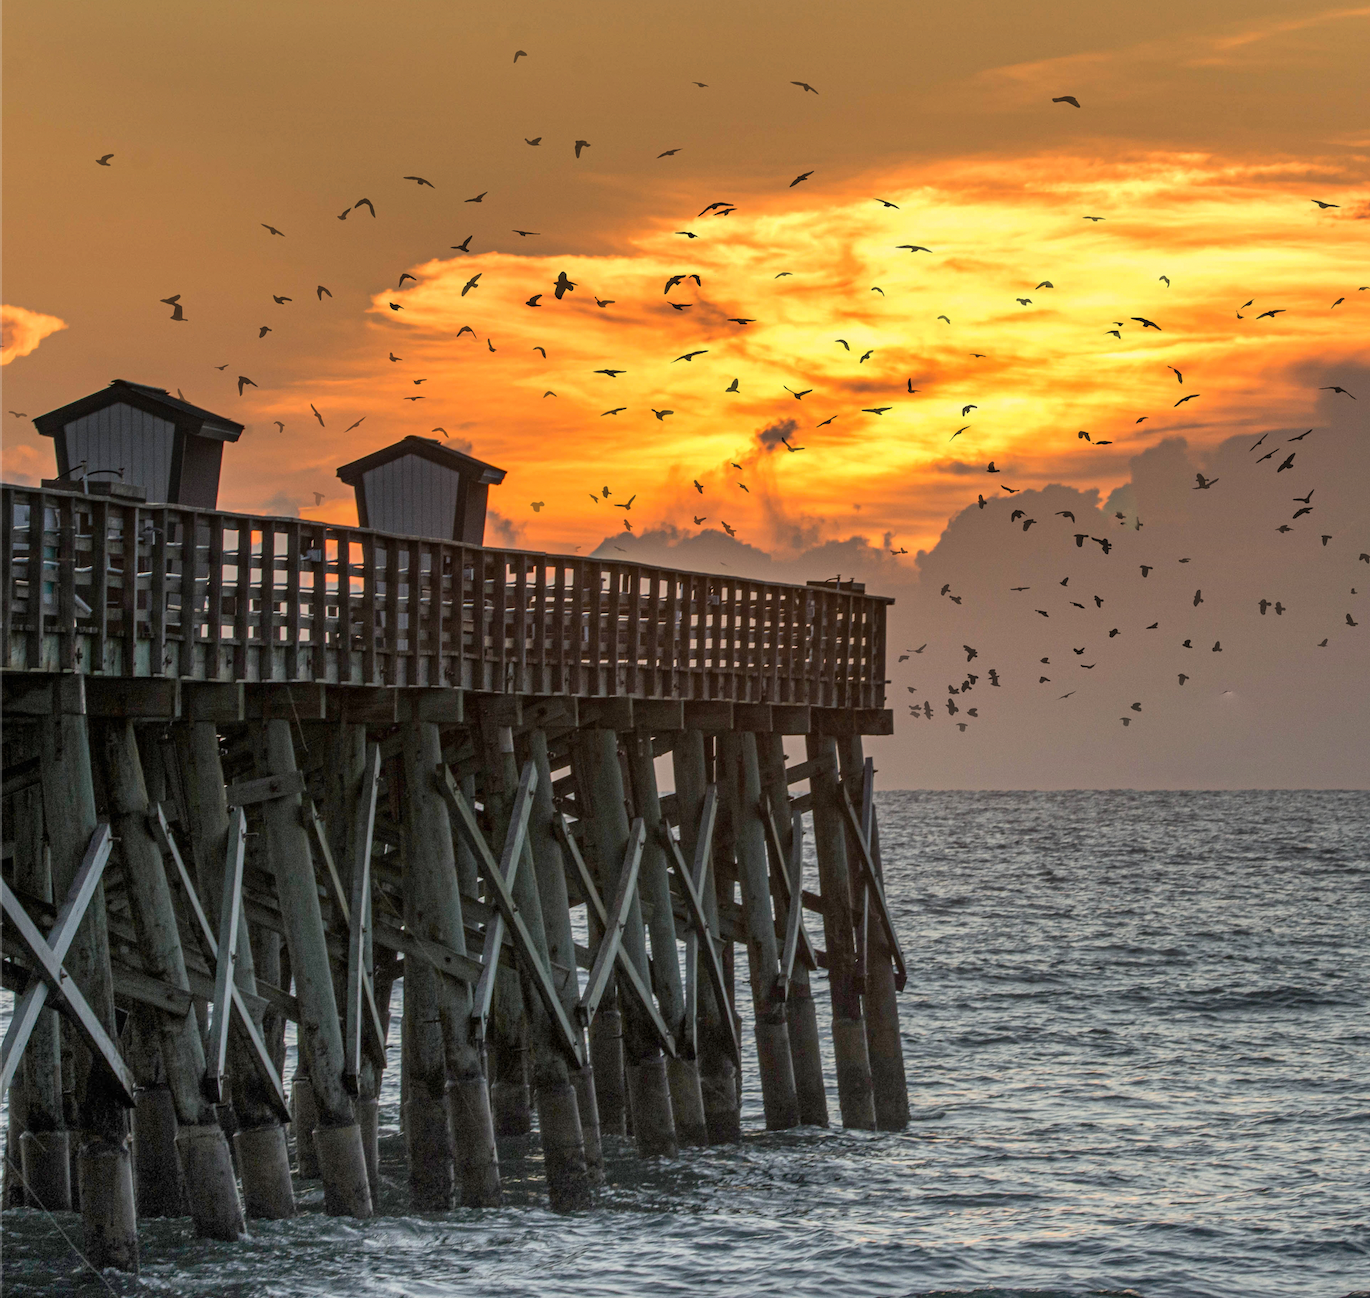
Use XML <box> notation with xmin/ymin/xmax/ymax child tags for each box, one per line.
<box><xmin>1</xmin><ymin>305</ymin><xmax>67</xmax><ymax>365</ymax></box>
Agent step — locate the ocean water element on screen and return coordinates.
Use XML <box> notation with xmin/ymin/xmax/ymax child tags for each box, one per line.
<box><xmin>3</xmin><ymin>790</ymin><xmax>1367</xmax><ymax>1297</ymax></box>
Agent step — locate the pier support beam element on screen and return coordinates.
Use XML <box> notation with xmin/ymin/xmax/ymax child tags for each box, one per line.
<box><xmin>806</xmin><ymin>733</ymin><xmax>876</xmax><ymax>1130</ymax></box>
<box><xmin>99</xmin><ymin>720</ymin><xmax>244</xmax><ymax>1240</ymax></box>
<box><xmin>758</xmin><ymin>734</ymin><xmax>828</xmax><ymax>1127</ymax></box>
<box><xmin>574</xmin><ymin>729</ymin><xmax>677</xmax><ymax>1158</ymax></box>
<box><xmin>626</xmin><ymin>734</ymin><xmax>707</xmax><ymax>1146</ymax></box>
<box><xmin>39</xmin><ymin>713</ymin><xmax>138</xmax><ymax>1272</ymax></box>
<box><xmin>672</xmin><ymin>731</ymin><xmax>740</xmax><ymax>1144</ymax></box>
<box><xmin>486</xmin><ymin>724</ymin><xmax>591</xmax><ymax>1211</ymax></box>
<box><xmin>400</xmin><ymin>722</ymin><xmax>500</xmax><ymax>1207</ymax></box>
<box><xmin>176</xmin><ymin>720</ymin><xmax>295</xmax><ymax>1217</ymax></box>
<box><xmin>837</xmin><ymin>740</ymin><xmax>909</xmax><ymax>1131</ymax></box>
<box><xmin>256</xmin><ymin>720</ymin><xmax>372</xmax><ymax>1218</ymax></box>
<box><xmin>12</xmin><ymin>769</ymin><xmax>72</xmax><ymax>1208</ymax></box>
<box><xmin>524</xmin><ymin>729</ymin><xmax>604</xmax><ymax>1184</ymax></box>
<box><xmin>720</xmin><ymin>733</ymin><xmax>800</xmax><ymax>1130</ymax></box>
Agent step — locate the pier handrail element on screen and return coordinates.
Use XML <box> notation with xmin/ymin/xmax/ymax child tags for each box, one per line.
<box><xmin>0</xmin><ymin>483</ymin><xmax>888</xmax><ymax>707</ymax></box>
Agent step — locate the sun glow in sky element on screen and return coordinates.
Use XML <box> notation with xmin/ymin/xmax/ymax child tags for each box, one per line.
<box><xmin>3</xmin><ymin>0</ymin><xmax>1366</xmax><ymax>785</ymax></box>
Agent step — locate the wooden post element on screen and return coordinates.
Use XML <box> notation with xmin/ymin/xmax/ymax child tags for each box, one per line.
<box><xmin>757</xmin><ymin>734</ymin><xmax>828</xmax><ymax>1127</ymax></box>
<box><xmin>572</xmin><ymin>728</ymin><xmax>677</xmax><ymax>1157</ymax></box>
<box><xmin>805</xmin><ymin>732</ymin><xmax>876</xmax><ymax>1129</ymax></box>
<box><xmin>719</xmin><ymin>733</ymin><xmax>800</xmax><ymax>1129</ymax></box>
<box><xmin>256</xmin><ymin>719</ymin><xmax>372</xmax><ymax>1217</ymax></box>
<box><xmin>525</xmin><ymin>729</ymin><xmax>604</xmax><ymax>1183</ymax></box>
<box><xmin>175</xmin><ymin>720</ymin><xmax>295</xmax><ymax>1218</ymax></box>
<box><xmin>123</xmin><ymin>1007</ymin><xmax>187</xmax><ymax>1218</ymax></box>
<box><xmin>625</xmin><ymin>732</ymin><xmax>707</xmax><ymax>1144</ymax></box>
<box><xmin>98</xmin><ymin>720</ymin><xmax>245</xmax><ymax>1239</ymax></box>
<box><xmin>317</xmin><ymin>723</ymin><xmax>384</xmax><ymax>1203</ymax></box>
<box><xmin>671</xmin><ymin>730</ymin><xmax>740</xmax><ymax>1143</ymax></box>
<box><xmin>12</xmin><ymin>768</ymin><xmax>72</xmax><ymax>1208</ymax></box>
<box><xmin>399</xmin><ymin>721</ymin><xmax>500</xmax><ymax>1207</ymax></box>
<box><xmin>38</xmin><ymin>713</ymin><xmax>138</xmax><ymax>1272</ymax></box>
<box><xmin>400</xmin><ymin>956</ymin><xmax>453</xmax><ymax>1208</ymax></box>
<box><xmin>837</xmin><ymin>741</ymin><xmax>909</xmax><ymax>1131</ymax></box>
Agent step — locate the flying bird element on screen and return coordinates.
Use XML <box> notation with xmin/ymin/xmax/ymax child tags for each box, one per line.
<box><xmin>465</xmin><ymin>192</ymin><xmax>487</xmax><ymax>203</ymax></box>
<box><xmin>1175</xmin><ymin>394</ymin><xmax>1199</xmax><ymax>406</ymax></box>
<box><xmin>354</xmin><ymin>198</ymin><xmax>376</xmax><ymax>216</ymax></box>
<box><xmin>525</xmin><ymin>137</ymin><xmax>541</xmax><ymax>145</ymax></box>
<box><xmin>554</xmin><ymin>271</ymin><xmax>576</xmax><ymax>298</ymax></box>
<box><xmin>791</xmin><ymin>81</ymin><xmax>819</xmax><ymax>93</ymax></box>
<box><xmin>863</xmin><ymin>407</ymin><xmax>891</xmax><ymax>415</ymax></box>
<box><xmin>533</xmin><ymin>346</ymin><xmax>547</xmax><ymax>357</ymax></box>
<box><xmin>1052</xmin><ymin>95</ymin><xmax>1080</xmax><ymax>107</ymax></box>
<box><xmin>96</xmin><ymin>153</ymin><xmax>114</xmax><ymax>165</ymax></box>
<box><xmin>452</xmin><ymin>236</ymin><xmax>473</xmax><ymax>252</ymax></box>
<box><xmin>1194</xmin><ymin>473</ymin><xmax>1219</xmax><ymax>489</ymax></box>
<box><xmin>783</xmin><ymin>387</ymin><xmax>812</xmax><ymax>399</ymax></box>
<box><xmin>526</xmin><ymin>295</ymin><xmax>543</xmax><ymax>307</ymax></box>
<box><xmin>261</xmin><ymin>224</ymin><xmax>284</xmax><ymax>236</ymax></box>
<box><xmin>1320</xmin><ymin>386</ymin><xmax>1356</xmax><ymax>398</ymax></box>
<box><xmin>595</xmin><ymin>368</ymin><xmax>625</xmax><ymax>377</ymax></box>
<box><xmin>514</xmin><ymin>49</ymin><xmax>528</xmax><ymax>61</ymax></box>
<box><xmin>874</xmin><ymin>199</ymin><xmax>899</xmax><ymax>208</ymax></box>
<box><xmin>1256</xmin><ymin>309</ymin><xmax>1285</xmax><ymax>319</ymax></box>
<box><xmin>403</xmin><ymin>176</ymin><xmax>434</xmax><ymax>187</ymax></box>
<box><xmin>675</xmin><ymin>350</ymin><xmax>708</xmax><ymax>362</ymax></box>
<box><xmin>790</xmin><ymin>171</ymin><xmax>813</xmax><ymax>187</ymax></box>
<box><xmin>310</xmin><ymin>404</ymin><xmax>324</xmax><ymax>426</ymax></box>
<box><xmin>237</xmin><ymin>376</ymin><xmax>257</xmax><ymax>395</ymax></box>
<box><xmin>317</xmin><ymin>285</ymin><xmax>332</xmax><ymax>299</ymax></box>
<box><xmin>461</xmin><ymin>274</ymin><xmax>481</xmax><ymax>296</ymax></box>
<box><xmin>1310</xmin><ymin>199</ymin><xmax>1339</xmax><ymax>209</ymax></box>
<box><xmin>574</xmin><ymin>140</ymin><xmax>590</xmax><ymax>157</ymax></box>
<box><xmin>651</xmin><ymin>409</ymin><xmax>674</xmax><ymax>420</ymax></box>
<box><xmin>658</xmin><ymin>149</ymin><xmax>681</xmax><ymax>157</ymax></box>
<box><xmin>898</xmin><ymin>245</ymin><xmax>931</xmax><ymax>253</ymax></box>
<box><xmin>1132</xmin><ymin>317</ymin><xmax>1161</xmax><ymax>330</ymax></box>
<box><xmin>513</xmin><ymin>229</ymin><xmax>540</xmax><ymax>237</ymax></box>
<box><xmin>726</xmin><ymin>379</ymin><xmax>739</xmax><ymax>392</ymax></box>
<box><xmin>273</xmin><ymin>294</ymin><xmax>292</xmax><ymax>304</ymax></box>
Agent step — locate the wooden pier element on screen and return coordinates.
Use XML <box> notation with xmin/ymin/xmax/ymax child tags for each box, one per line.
<box><xmin>1</xmin><ymin>479</ymin><xmax>906</xmax><ymax>1272</ymax></box>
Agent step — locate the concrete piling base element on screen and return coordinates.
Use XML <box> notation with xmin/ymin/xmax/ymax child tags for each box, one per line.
<box><xmin>570</xmin><ymin>1065</ymin><xmax>605</xmax><ymax>1184</ymax></box>
<box><xmin>132</xmin><ymin>1085</ymin><xmax>186</xmax><ymax>1217</ymax></box>
<box><xmin>588</xmin><ymin>1008</ymin><xmax>627</xmax><ymax>1136</ymax></box>
<box><xmin>448</xmin><ymin>1077</ymin><xmax>501</xmax><ymax>1207</ymax></box>
<box><xmin>667</xmin><ymin>1057</ymin><xmax>709</xmax><ymax>1146</ymax></box>
<box><xmin>700</xmin><ymin>1052</ymin><xmax>742</xmax><ymax>1144</ymax></box>
<box><xmin>403</xmin><ymin>1092</ymin><xmax>453</xmax><ymax>1211</ymax></box>
<box><xmin>234</xmin><ymin>1124</ymin><xmax>296</xmax><ymax>1219</ymax></box>
<box><xmin>788</xmin><ymin>988</ymin><xmax>830</xmax><ymax>1127</ymax></box>
<box><xmin>831</xmin><ymin>1018</ymin><xmax>877</xmax><ymax>1130</ymax></box>
<box><xmin>175</xmin><ymin>1123</ymin><xmax>245</xmax><ymax>1240</ymax></box>
<box><xmin>754</xmin><ymin>1016</ymin><xmax>801</xmax><ymax>1131</ymax></box>
<box><xmin>19</xmin><ymin>1129</ymin><xmax>71</xmax><ymax>1210</ymax></box>
<box><xmin>625</xmin><ymin>1057</ymin><xmax>678</xmax><ymax>1158</ymax></box>
<box><xmin>314</xmin><ymin>1123</ymin><xmax>374</xmax><ymax>1219</ymax></box>
<box><xmin>355</xmin><ymin>1097</ymin><xmax>381</xmax><ymax>1204</ymax></box>
<box><xmin>536</xmin><ymin>1081</ymin><xmax>593</xmax><ymax>1212</ymax></box>
<box><xmin>78</xmin><ymin>1138</ymin><xmax>139</xmax><ymax>1274</ymax></box>
<box><xmin>291</xmin><ymin>1078</ymin><xmax>321</xmax><ymax>1178</ymax></box>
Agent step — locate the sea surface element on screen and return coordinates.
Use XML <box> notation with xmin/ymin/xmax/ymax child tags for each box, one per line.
<box><xmin>3</xmin><ymin>790</ymin><xmax>1367</xmax><ymax>1297</ymax></box>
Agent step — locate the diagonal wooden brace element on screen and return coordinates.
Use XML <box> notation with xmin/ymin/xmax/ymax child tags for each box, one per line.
<box><xmin>152</xmin><ymin>805</ymin><xmax>290</xmax><ymax>1117</ymax></box>
<box><xmin>343</xmin><ymin>743</ymin><xmax>381</xmax><ymax>1093</ymax></box>
<box><xmin>0</xmin><ymin>823</ymin><xmax>135</xmax><ymax>1105</ymax></box>
<box><xmin>659</xmin><ymin>790</ymin><xmax>741</xmax><ymax>1067</ymax></box>
<box><xmin>554</xmin><ymin>811</ymin><xmax>678</xmax><ymax>1059</ymax></box>
<box><xmin>302</xmin><ymin>795</ymin><xmax>388</xmax><ymax>1076</ymax></box>
<box><xmin>579</xmin><ymin>818</ymin><xmax>645</xmax><ymax>1027</ymax></box>
<box><xmin>778</xmin><ymin>807</ymin><xmax>807</xmax><ymax>991</ymax></box>
<box><xmin>437</xmin><ymin>762</ymin><xmax>585</xmax><ymax>1067</ymax></box>
<box><xmin>839</xmin><ymin>790</ymin><xmax>907</xmax><ymax>991</ymax></box>
<box><xmin>204</xmin><ymin>806</ymin><xmax>248</xmax><ymax>1103</ymax></box>
<box><xmin>761</xmin><ymin>798</ymin><xmax>820</xmax><ymax>985</ymax></box>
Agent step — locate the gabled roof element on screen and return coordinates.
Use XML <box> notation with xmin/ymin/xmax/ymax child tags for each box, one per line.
<box><xmin>33</xmin><ymin>380</ymin><xmax>244</xmax><ymax>442</ymax></box>
<box><xmin>336</xmin><ymin>435</ymin><xmax>507</xmax><ymax>486</ymax></box>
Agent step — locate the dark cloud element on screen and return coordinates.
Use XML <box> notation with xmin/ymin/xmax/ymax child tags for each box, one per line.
<box><xmin>756</xmin><ymin>418</ymin><xmax>798</xmax><ymax>451</ymax></box>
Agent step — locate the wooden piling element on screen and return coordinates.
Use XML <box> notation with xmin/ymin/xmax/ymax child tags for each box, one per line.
<box><xmin>12</xmin><ymin>768</ymin><xmax>72</xmax><ymax>1208</ymax></box>
<box><xmin>524</xmin><ymin>729</ymin><xmax>605</xmax><ymax>1183</ymax></box>
<box><xmin>672</xmin><ymin>730</ymin><xmax>740</xmax><ymax>1144</ymax></box>
<box><xmin>720</xmin><ymin>733</ymin><xmax>800</xmax><ymax>1129</ymax></box>
<box><xmin>837</xmin><ymin>740</ymin><xmax>910</xmax><ymax>1131</ymax></box>
<box><xmin>625</xmin><ymin>733</ymin><xmax>707</xmax><ymax>1145</ymax></box>
<box><xmin>573</xmin><ymin>728</ymin><xmax>677</xmax><ymax>1157</ymax></box>
<box><xmin>125</xmin><ymin>1008</ymin><xmax>187</xmax><ymax>1217</ymax></box>
<box><xmin>38</xmin><ymin>713</ymin><xmax>138</xmax><ymax>1272</ymax></box>
<box><xmin>486</xmin><ymin>724</ymin><xmax>591</xmax><ymax>1211</ymax></box>
<box><xmin>805</xmin><ymin>733</ymin><xmax>877</xmax><ymax>1130</ymax></box>
<box><xmin>176</xmin><ymin>720</ymin><xmax>295</xmax><ymax>1217</ymax></box>
<box><xmin>256</xmin><ymin>719</ymin><xmax>372</xmax><ymax>1218</ymax></box>
<box><xmin>99</xmin><ymin>719</ymin><xmax>245</xmax><ymax>1239</ymax></box>
<box><xmin>399</xmin><ymin>721</ymin><xmax>501</xmax><ymax>1207</ymax></box>
<box><xmin>757</xmin><ymin>734</ymin><xmax>829</xmax><ymax>1127</ymax></box>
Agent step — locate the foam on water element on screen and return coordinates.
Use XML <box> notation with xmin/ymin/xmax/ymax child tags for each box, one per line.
<box><xmin>3</xmin><ymin>790</ymin><xmax>1367</xmax><ymax>1297</ymax></box>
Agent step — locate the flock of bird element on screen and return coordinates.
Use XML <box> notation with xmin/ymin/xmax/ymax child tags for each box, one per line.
<box><xmin>86</xmin><ymin>63</ymin><xmax>1363</xmax><ymax>734</ymax></box>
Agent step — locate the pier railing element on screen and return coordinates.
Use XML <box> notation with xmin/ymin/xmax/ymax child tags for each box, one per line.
<box><xmin>0</xmin><ymin>484</ymin><xmax>888</xmax><ymax>706</ymax></box>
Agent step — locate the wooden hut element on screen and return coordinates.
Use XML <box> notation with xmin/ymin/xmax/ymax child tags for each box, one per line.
<box><xmin>336</xmin><ymin>436</ymin><xmax>506</xmax><ymax>544</ymax></box>
<box><xmin>33</xmin><ymin>380</ymin><xmax>243</xmax><ymax>507</ymax></box>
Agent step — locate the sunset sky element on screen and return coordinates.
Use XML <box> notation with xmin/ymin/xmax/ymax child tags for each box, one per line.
<box><xmin>3</xmin><ymin>0</ymin><xmax>1366</xmax><ymax>786</ymax></box>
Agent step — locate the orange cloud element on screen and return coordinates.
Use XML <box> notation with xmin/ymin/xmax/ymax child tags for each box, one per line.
<box><xmin>1</xmin><ymin>304</ymin><xmax>67</xmax><ymax>366</ymax></box>
<box><xmin>221</xmin><ymin>150</ymin><xmax>1365</xmax><ymax>562</ymax></box>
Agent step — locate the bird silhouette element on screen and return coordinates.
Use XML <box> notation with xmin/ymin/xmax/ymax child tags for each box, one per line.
<box><xmin>261</xmin><ymin>224</ymin><xmax>284</xmax><ymax>236</ymax></box>
<box><xmin>790</xmin><ymin>171</ymin><xmax>813</xmax><ymax>187</ymax></box>
<box><xmin>574</xmin><ymin>140</ymin><xmax>590</xmax><ymax>157</ymax></box>
<box><xmin>1052</xmin><ymin>95</ymin><xmax>1080</xmax><ymax>107</ymax></box>
<box><xmin>237</xmin><ymin>375</ymin><xmax>257</xmax><ymax>395</ymax></box>
<box><xmin>403</xmin><ymin>175</ymin><xmax>434</xmax><ymax>187</ymax></box>
<box><xmin>792</xmin><ymin>81</ymin><xmax>819</xmax><ymax>93</ymax></box>
<box><xmin>96</xmin><ymin>153</ymin><xmax>114</xmax><ymax>165</ymax></box>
